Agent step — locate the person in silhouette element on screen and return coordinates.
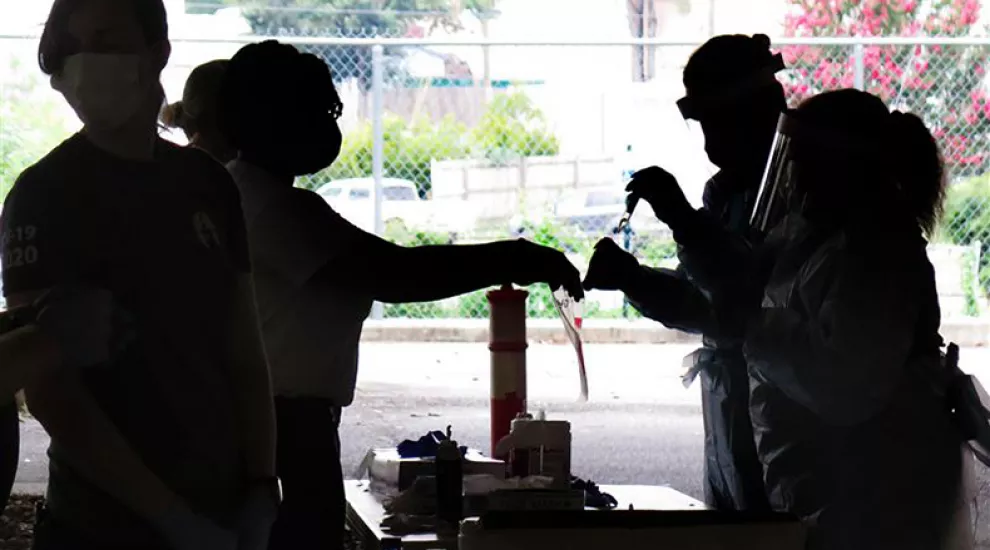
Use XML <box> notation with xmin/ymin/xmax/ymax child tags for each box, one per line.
<box><xmin>216</xmin><ymin>40</ymin><xmax>584</xmax><ymax>550</ymax></box>
<box><xmin>161</xmin><ymin>59</ymin><xmax>235</xmax><ymax>164</ymax></box>
<box><xmin>2</xmin><ymin>1</ymin><xmax>278</xmax><ymax>549</ymax></box>
<box><xmin>743</xmin><ymin>89</ymin><xmax>973</xmax><ymax>549</ymax></box>
<box><xmin>584</xmin><ymin>34</ymin><xmax>783</xmax><ymax>512</ymax></box>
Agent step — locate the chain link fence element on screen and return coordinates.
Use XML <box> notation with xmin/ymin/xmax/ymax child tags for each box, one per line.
<box><xmin>3</xmin><ymin>35</ymin><xmax>990</xmax><ymax>319</ymax></box>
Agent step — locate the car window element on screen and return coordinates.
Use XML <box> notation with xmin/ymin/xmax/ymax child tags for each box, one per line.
<box><xmin>586</xmin><ymin>190</ymin><xmax>624</xmax><ymax>207</ymax></box>
<box><xmin>383</xmin><ymin>186</ymin><xmax>418</xmax><ymax>201</ymax></box>
<box><xmin>350</xmin><ymin>188</ymin><xmax>371</xmax><ymax>200</ymax></box>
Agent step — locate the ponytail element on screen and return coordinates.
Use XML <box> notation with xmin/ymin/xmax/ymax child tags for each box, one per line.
<box><xmin>888</xmin><ymin>111</ymin><xmax>946</xmax><ymax>237</ymax></box>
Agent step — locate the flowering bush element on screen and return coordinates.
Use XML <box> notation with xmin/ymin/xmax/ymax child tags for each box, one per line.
<box><xmin>779</xmin><ymin>0</ymin><xmax>989</xmax><ymax>178</ymax></box>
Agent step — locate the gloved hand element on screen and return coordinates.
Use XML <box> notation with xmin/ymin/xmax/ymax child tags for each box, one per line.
<box><xmin>34</xmin><ymin>286</ymin><xmax>114</xmax><ymax>368</ymax></box>
<box><xmin>625</xmin><ymin>166</ymin><xmax>694</xmax><ymax>230</ymax></box>
<box><xmin>236</xmin><ymin>480</ymin><xmax>280</xmax><ymax>550</ymax></box>
<box><xmin>583</xmin><ymin>238</ymin><xmax>639</xmax><ymax>291</ymax></box>
<box><xmin>507</xmin><ymin>239</ymin><xmax>584</xmax><ymax>300</ymax></box>
<box><xmin>155</xmin><ymin>498</ymin><xmax>237</xmax><ymax>550</ymax></box>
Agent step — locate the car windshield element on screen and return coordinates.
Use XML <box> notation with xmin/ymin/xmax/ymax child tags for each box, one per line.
<box><xmin>383</xmin><ymin>186</ymin><xmax>418</xmax><ymax>201</ymax></box>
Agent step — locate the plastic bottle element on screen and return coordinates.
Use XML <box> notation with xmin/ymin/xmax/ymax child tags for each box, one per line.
<box><xmin>436</xmin><ymin>425</ymin><xmax>463</xmax><ymax>528</ymax></box>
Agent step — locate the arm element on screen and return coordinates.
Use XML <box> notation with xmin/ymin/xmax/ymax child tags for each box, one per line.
<box><xmin>317</xmin><ymin>233</ymin><xmax>522</xmax><ymax>303</ymax></box>
<box><xmin>257</xmin><ymin>190</ymin><xmax>580</xmax><ymax>305</ymax></box>
<box><xmin>744</xmin><ymin>242</ymin><xmax>918</xmax><ymax>426</ymax></box>
<box><xmin>224</xmin><ymin>276</ymin><xmax>276</xmax><ymax>480</ymax></box>
<box><xmin>218</xmin><ymin>174</ymin><xmax>276</xmax><ymax>481</ymax></box>
<box><xmin>0</xmin><ymin>325</ymin><xmax>59</xmax><ymax>398</ymax></box>
<box><xmin>23</xmin><ymin>354</ymin><xmax>185</xmax><ymax>522</ymax></box>
<box><xmin>622</xmin><ymin>265</ymin><xmax>714</xmax><ymax>334</ymax></box>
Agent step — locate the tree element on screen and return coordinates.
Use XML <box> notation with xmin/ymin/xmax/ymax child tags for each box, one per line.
<box><xmin>228</xmin><ymin>0</ymin><xmax>498</xmax><ymax>88</ymax></box>
<box><xmin>779</xmin><ymin>0</ymin><xmax>988</xmax><ymax>178</ymax></box>
<box><xmin>0</xmin><ymin>57</ymin><xmax>71</xmax><ymax>199</ymax></box>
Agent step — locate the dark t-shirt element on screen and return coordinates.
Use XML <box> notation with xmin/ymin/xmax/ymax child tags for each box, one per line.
<box><xmin>1</xmin><ymin>134</ymin><xmax>250</xmax><ymax>543</ymax></box>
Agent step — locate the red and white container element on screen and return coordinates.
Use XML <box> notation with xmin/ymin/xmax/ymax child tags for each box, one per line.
<box><xmin>487</xmin><ymin>284</ymin><xmax>528</xmax><ymax>458</ymax></box>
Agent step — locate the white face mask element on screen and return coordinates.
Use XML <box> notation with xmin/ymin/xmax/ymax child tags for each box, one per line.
<box><xmin>51</xmin><ymin>53</ymin><xmax>149</xmax><ymax>130</ymax></box>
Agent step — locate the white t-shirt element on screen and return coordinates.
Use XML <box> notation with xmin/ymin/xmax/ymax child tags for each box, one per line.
<box><xmin>228</xmin><ymin>159</ymin><xmax>374</xmax><ymax>405</ymax></box>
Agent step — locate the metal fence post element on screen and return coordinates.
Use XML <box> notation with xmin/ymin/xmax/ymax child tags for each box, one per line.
<box><xmin>371</xmin><ymin>44</ymin><xmax>385</xmax><ymax>320</ymax></box>
<box><xmin>853</xmin><ymin>42</ymin><xmax>865</xmax><ymax>90</ymax></box>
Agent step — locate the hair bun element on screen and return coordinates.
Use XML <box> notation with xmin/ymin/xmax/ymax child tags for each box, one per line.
<box><xmin>752</xmin><ymin>34</ymin><xmax>772</xmax><ymax>51</ymax></box>
<box><xmin>160</xmin><ymin>101</ymin><xmax>185</xmax><ymax>128</ymax></box>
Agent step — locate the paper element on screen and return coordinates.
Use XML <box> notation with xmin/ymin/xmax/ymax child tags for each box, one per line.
<box><xmin>552</xmin><ymin>288</ymin><xmax>589</xmax><ymax>401</ymax></box>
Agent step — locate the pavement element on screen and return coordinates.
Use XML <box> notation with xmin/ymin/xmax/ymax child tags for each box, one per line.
<box><xmin>11</xmin><ymin>342</ymin><xmax>990</xmax><ymax>546</ymax></box>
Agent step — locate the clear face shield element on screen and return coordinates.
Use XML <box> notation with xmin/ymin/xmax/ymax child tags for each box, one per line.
<box><xmin>750</xmin><ymin>110</ymin><xmax>798</xmax><ymax>237</ymax></box>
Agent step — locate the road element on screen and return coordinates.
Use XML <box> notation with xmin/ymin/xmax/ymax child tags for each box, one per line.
<box><xmin>13</xmin><ymin>343</ymin><xmax>990</xmax><ymax>546</ymax></box>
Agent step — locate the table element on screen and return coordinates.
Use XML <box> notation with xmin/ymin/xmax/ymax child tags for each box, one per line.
<box><xmin>344</xmin><ymin>480</ymin><xmax>707</xmax><ymax>550</ymax></box>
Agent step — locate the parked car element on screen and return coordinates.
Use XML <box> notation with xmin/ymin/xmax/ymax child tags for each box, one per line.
<box><xmin>511</xmin><ymin>187</ymin><xmax>668</xmax><ymax>239</ymax></box>
<box><xmin>315</xmin><ymin>178</ymin><xmax>478</xmax><ymax>239</ymax></box>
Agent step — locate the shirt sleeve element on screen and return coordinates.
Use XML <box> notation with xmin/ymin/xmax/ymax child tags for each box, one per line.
<box><xmin>251</xmin><ymin>189</ymin><xmax>367</xmax><ymax>289</ymax></box>
<box><xmin>1</xmin><ymin>167</ymin><xmax>80</xmax><ymax>299</ymax></box>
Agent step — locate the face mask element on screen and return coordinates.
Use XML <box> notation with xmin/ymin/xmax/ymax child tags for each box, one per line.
<box><xmin>51</xmin><ymin>53</ymin><xmax>149</xmax><ymax>130</ymax></box>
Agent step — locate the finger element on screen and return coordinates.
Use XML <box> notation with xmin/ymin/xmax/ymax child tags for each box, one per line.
<box><xmin>564</xmin><ymin>271</ymin><xmax>585</xmax><ymax>301</ymax></box>
<box><xmin>593</xmin><ymin>238</ymin><xmax>616</xmax><ymax>251</ymax></box>
<box><xmin>631</xmin><ymin>166</ymin><xmax>661</xmax><ymax>179</ymax></box>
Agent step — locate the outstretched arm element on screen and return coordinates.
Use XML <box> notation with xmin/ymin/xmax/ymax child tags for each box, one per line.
<box><xmin>269</xmin><ymin>191</ymin><xmax>583</xmax><ymax>302</ymax></box>
<box><xmin>317</xmin><ymin>231</ymin><xmax>581</xmax><ymax>303</ymax></box>
<box><xmin>622</xmin><ymin>265</ymin><xmax>714</xmax><ymax>334</ymax></box>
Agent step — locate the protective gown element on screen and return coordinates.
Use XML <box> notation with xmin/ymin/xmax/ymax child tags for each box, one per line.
<box><xmin>625</xmin><ymin>171</ymin><xmax>770</xmax><ymax>512</ymax></box>
<box><xmin>743</xmin><ymin>215</ymin><xmax>974</xmax><ymax>550</ymax></box>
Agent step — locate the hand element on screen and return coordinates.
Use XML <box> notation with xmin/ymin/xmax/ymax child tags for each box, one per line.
<box><xmin>625</xmin><ymin>166</ymin><xmax>694</xmax><ymax>229</ymax></box>
<box><xmin>34</xmin><ymin>286</ymin><xmax>114</xmax><ymax>368</ymax></box>
<box><xmin>583</xmin><ymin>238</ymin><xmax>640</xmax><ymax>291</ymax></box>
<box><xmin>236</xmin><ymin>480</ymin><xmax>280</xmax><ymax>550</ymax></box>
<box><xmin>155</xmin><ymin>499</ymin><xmax>237</xmax><ymax>550</ymax></box>
<box><xmin>509</xmin><ymin>239</ymin><xmax>584</xmax><ymax>300</ymax></box>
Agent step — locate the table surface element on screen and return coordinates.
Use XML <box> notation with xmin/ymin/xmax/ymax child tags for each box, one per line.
<box><xmin>344</xmin><ymin>479</ymin><xmax>706</xmax><ymax>550</ymax></box>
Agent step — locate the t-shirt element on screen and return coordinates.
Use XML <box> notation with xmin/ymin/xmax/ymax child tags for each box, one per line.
<box><xmin>1</xmin><ymin>134</ymin><xmax>250</xmax><ymax>544</ymax></box>
<box><xmin>227</xmin><ymin>159</ymin><xmax>373</xmax><ymax>406</ymax></box>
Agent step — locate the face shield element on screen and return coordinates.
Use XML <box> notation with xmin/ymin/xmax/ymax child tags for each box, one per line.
<box><xmin>750</xmin><ymin>109</ymin><xmax>881</xmax><ymax>237</ymax></box>
<box><xmin>750</xmin><ymin>110</ymin><xmax>798</xmax><ymax>236</ymax></box>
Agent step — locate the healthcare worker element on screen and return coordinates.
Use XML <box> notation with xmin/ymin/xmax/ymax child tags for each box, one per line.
<box><xmin>161</xmin><ymin>59</ymin><xmax>236</xmax><ymax>164</ymax></box>
<box><xmin>2</xmin><ymin>1</ymin><xmax>279</xmax><ymax>549</ymax></box>
<box><xmin>216</xmin><ymin>41</ymin><xmax>584</xmax><ymax>550</ymax></box>
<box><xmin>745</xmin><ymin>89</ymin><xmax>974</xmax><ymax>549</ymax></box>
<box><xmin>584</xmin><ymin>34</ymin><xmax>784</xmax><ymax>512</ymax></box>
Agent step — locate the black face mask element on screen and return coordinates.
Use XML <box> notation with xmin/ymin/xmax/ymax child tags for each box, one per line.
<box><xmin>275</xmin><ymin>116</ymin><xmax>343</xmax><ymax>177</ymax></box>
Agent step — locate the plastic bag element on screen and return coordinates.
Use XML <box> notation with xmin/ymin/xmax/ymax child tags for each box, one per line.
<box><xmin>943</xmin><ymin>343</ymin><xmax>990</xmax><ymax>468</ymax></box>
<box><xmin>552</xmin><ymin>288</ymin><xmax>589</xmax><ymax>401</ymax></box>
